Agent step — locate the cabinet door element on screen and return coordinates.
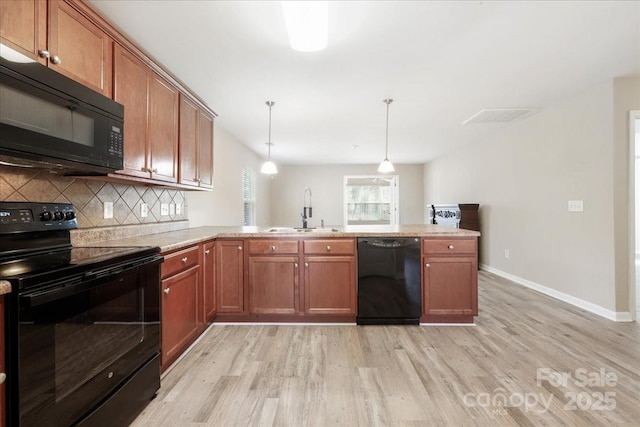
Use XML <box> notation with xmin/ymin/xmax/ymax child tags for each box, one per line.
<box><xmin>422</xmin><ymin>256</ymin><xmax>478</xmax><ymax>316</ymax></box>
<box><xmin>202</xmin><ymin>241</ymin><xmax>216</xmax><ymax>322</ymax></box>
<box><xmin>249</xmin><ymin>256</ymin><xmax>299</xmax><ymax>314</ymax></box>
<box><xmin>304</xmin><ymin>256</ymin><xmax>356</xmax><ymax>315</ymax></box>
<box><xmin>161</xmin><ymin>266</ymin><xmax>200</xmax><ymax>370</ymax></box>
<box><xmin>216</xmin><ymin>241</ymin><xmax>245</xmax><ymax>313</ymax></box>
<box><xmin>113</xmin><ymin>44</ymin><xmax>150</xmax><ymax>178</ymax></box>
<box><xmin>148</xmin><ymin>73</ymin><xmax>178</xmax><ymax>183</ymax></box>
<box><xmin>179</xmin><ymin>95</ymin><xmax>199</xmax><ymax>187</ymax></box>
<box><xmin>197</xmin><ymin>110</ymin><xmax>214</xmax><ymax>189</ymax></box>
<box><xmin>0</xmin><ymin>0</ymin><xmax>47</xmax><ymax>63</ymax></box>
<box><xmin>48</xmin><ymin>0</ymin><xmax>112</xmax><ymax>96</ymax></box>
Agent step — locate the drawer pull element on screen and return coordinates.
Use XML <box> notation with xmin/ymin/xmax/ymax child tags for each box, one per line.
<box><xmin>0</xmin><ymin>372</ymin><xmax>5</xmax><ymax>384</ymax></box>
<box><xmin>326</xmin><ymin>245</ymin><xmax>331</xmax><ymax>252</ymax></box>
<box><xmin>164</xmin><ymin>288</ymin><xmax>170</xmax><ymax>295</ymax></box>
<box><xmin>51</xmin><ymin>55</ymin><xmax>61</xmax><ymax>65</ymax></box>
<box><xmin>425</xmin><ymin>263</ymin><xmax>431</xmax><ymax>268</ymax></box>
<box><xmin>448</xmin><ymin>245</ymin><xmax>454</xmax><ymax>250</ymax></box>
<box><xmin>181</xmin><ymin>257</ymin><xmax>188</xmax><ymax>263</ymax></box>
<box><xmin>271</xmin><ymin>245</ymin><xmax>276</xmax><ymax>251</ymax></box>
<box><xmin>38</xmin><ymin>49</ymin><xmax>50</xmax><ymax>58</ymax></box>
<box><xmin>205</xmin><ymin>249</ymin><xmax>210</xmax><ymax>255</ymax></box>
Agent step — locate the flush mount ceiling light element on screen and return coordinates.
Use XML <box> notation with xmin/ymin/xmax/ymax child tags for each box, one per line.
<box><xmin>378</xmin><ymin>99</ymin><xmax>395</xmax><ymax>173</ymax></box>
<box><xmin>260</xmin><ymin>101</ymin><xmax>278</xmax><ymax>175</ymax></box>
<box><xmin>281</xmin><ymin>1</ymin><xmax>328</xmax><ymax>52</ymax></box>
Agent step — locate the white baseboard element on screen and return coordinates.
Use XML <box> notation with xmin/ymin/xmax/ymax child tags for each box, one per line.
<box><xmin>480</xmin><ymin>264</ymin><xmax>633</xmax><ymax>322</ymax></box>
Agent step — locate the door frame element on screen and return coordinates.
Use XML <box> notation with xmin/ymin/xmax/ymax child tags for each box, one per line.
<box><xmin>629</xmin><ymin>110</ymin><xmax>640</xmax><ymax>320</ymax></box>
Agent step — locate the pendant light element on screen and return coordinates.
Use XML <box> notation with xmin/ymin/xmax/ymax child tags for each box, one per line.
<box><xmin>260</xmin><ymin>101</ymin><xmax>278</xmax><ymax>175</ymax></box>
<box><xmin>378</xmin><ymin>99</ymin><xmax>395</xmax><ymax>173</ymax></box>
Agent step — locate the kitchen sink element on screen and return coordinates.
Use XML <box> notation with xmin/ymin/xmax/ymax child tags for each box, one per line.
<box><xmin>266</xmin><ymin>227</ymin><xmax>341</xmax><ymax>233</ymax></box>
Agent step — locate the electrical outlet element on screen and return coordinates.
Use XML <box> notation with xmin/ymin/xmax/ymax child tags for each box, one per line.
<box><xmin>169</xmin><ymin>203</ymin><xmax>176</xmax><ymax>215</ymax></box>
<box><xmin>568</xmin><ymin>200</ymin><xmax>583</xmax><ymax>212</ymax></box>
<box><xmin>103</xmin><ymin>202</ymin><xmax>113</xmax><ymax>219</ymax></box>
<box><xmin>140</xmin><ymin>203</ymin><xmax>148</xmax><ymax>218</ymax></box>
<box><xmin>175</xmin><ymin>203</ymin><xmax>181</xmax><ymax>215</ymax></box>
<box><xmin>505</xmin><ymin>249</ymin><xmax>510</xmax><ymax>259</ymax></box>
<box><xmin>160</xmin><ymin>203</ymin><xmax>169</xmax><ymax>216</ymax></box>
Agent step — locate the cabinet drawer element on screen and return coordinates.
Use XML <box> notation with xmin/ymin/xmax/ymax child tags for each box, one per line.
<box><xmin>162</xmin><ymin>245</ymin><xmax>200</xmax><ymax>278</ymax></box>
<box><xmin>303</xmin><ymin>239</ymin><xmax>355</xmax><ymax>255</ymax></box>
<box><xmin>422</xmin><ymin>238</ymin><xmax>476</xmax><ymax>255</ymax></box>
<box><xmin>248</xmin><ymin>239</ymin><xmax>299</xmax><ymax>255</ymax></box>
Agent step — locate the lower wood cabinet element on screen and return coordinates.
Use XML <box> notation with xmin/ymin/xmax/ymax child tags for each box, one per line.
<box><xmin>422</xmin><ymin>238</ymin><xmax>478</xmax><ymax>322</ymax></box>
<box><xmin>201</xmin><ymin>240</ymin><xmax>216</xmax><ymax>322</ymax></box>
<box><xmin>160</xmin><ymin>245</ymin><xmax>200</xmax><ymax>371</ymax></box>
<box><xmin>216</xmin><ymin>240</ymin><xmax>245</xmax><ymax>313</ymax></box>
<box><xmin>248</xmin><ymin>256</ymin><xmax>299</xmax><ymax>314</ymax></box>
<box><xmin>304</xmin><ymin>256</ymin><xmax>356</xmax><ymax>315</ymax></box>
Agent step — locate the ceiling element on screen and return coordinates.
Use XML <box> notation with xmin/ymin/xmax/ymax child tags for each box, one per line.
<box><xmin>88</xmin><ymin>1</ymin><xmax>640</xmax><ymax>165</ymax></box>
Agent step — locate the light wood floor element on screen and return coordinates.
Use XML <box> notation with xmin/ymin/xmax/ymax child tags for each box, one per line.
<box><xmin>131</xmin><ymin>272</ymin><xmax>640</xmax><ymax>426</ymax></box>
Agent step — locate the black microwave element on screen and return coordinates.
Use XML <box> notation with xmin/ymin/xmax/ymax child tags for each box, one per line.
<box><xmin>0</xmin><ymin>56</ymin><xmax>124</xmax><ymax>175</ymax></box>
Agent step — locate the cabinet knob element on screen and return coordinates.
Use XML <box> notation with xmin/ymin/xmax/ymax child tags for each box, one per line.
<box><xmin>238</xmin><ymin>246</ymin><xmax>243</xmax><ymax>251</ymax></box>
<box><xmin>164</xmin><ymin>288</ymin><xmax>170</xmax><ymax>295</ymax></box>
<box><xmin>205</xmin><ymin>249</ymin><xmax>210</xmax><ymax>255</ymax></box>
<box><xmin>425</xmin><ymin>263</ymin><xmax>431</xmax><ymax>268</ymax></box>
<box><xmin>38</xmin><ymin>49</ymin><xmax>50</xmax><ymax>58</ymax></box>
<box><xmin>0</xmin><ymin>372</ymin><xmax>5</xmax><ymax>384</ymax></box>
<box><xmin>270</xmin><ymin>245</ymin><xmax>276</xmax><ymax>251</ymax></box>
<box><xmin>181</xmin><ymin>257</ymin><xmax>188</xmax><ymax>263</ymax></box>
<box><xmin>326</xmin><ymin>245</ymin><xmax>331</xmax><ymax>252</ymax></box>
<box><xmin>294</xmin><ymin>263</ymin><xmax>298</xmax><ymax>268</ymax></box>
<box><xmin>305</xmin><ymin>262</ymin><xmax>309</xmax><ymax>267</ymax></box>
<box><xmin>448</xmin><ymin>245</ymin><xmax>454</xmax><ymax>250</ymax></box>
<box><xmin>51</xmin><ymin>55</ymin><xmax>61</xmax><ymax>65</ymax></box>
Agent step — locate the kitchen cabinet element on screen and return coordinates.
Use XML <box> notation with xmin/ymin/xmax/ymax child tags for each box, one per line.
<box><xmin>160</xmin><ymin>245</ymin><xmax>200</xmax><ymax>371</ymax></box>
<box><xmin>248</xmin><ymin>240</ymin><xmax>299</xmax><ymax>314</ymax></box>
<box><xmin>114</xmin><ymin>43</ymin><xmax>179</xmax><ymax>183</ymax></box>
<box><xmin>303</xmin><ymin>239</ymin><xmax>357</xmax><ymax>315</ymax></box>
<box><xmin>216</xmin><ymin>240</ymin><xmax>245</xmax><ymax>314</ymax></box>
<box><xmin>179</xmin><ymin>94</ymin><xmax>214</xmax><ymax>189</ymax></box>
<box><xmin>1</xmin><ymin>0</ymin><xmax>112</xmax><ymax>96</ymax></box>
<box><xmin>422</xmin><ymin>238</ymin><xmax>478</xmax><ymax>321</ymax></box>
<box><xmin>201</xmin><ymin>240</ymin><xmax>216</xmax><ymax>323</ymax></box>
<box><xmin>1</xmin><ymin>297</ymin><xmax>5</xmax><ymax>427</ymax></box>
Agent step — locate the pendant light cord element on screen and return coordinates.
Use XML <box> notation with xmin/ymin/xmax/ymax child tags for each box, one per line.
<box><xmin>266</xmin><ymin>101</ymin><xmax>274</xmax><ymax>160</ymax></box>
<box><xmin>384</xmin><ymin>99</ymin><xmax>393</xmax><ymax>160</ymax></box>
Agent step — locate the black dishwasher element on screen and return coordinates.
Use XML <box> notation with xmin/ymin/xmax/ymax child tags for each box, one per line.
<box><xmin>357</xmin><ymin>237</ymin><xmax>421</xmax><ymax>325</ymax></box>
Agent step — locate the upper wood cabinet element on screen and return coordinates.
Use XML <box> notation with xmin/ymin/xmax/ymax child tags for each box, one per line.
<box><xmin>114</xmin><ymin>44</ymin><xmax>178</xmax><ymax>183</ymax></box>
<box><xmin>1</xmin><ymin>0</ymin><xmax>112</xmax><ymax>96</ymax></box>
<box><xmin>179</xmin><ymin>95</ymin><xmax>214</xmax><ymax>189</ymax></box>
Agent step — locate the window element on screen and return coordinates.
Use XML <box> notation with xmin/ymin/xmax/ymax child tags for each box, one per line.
<box><xmin>242</xmin><ymin>167</ymin><xmax>256</xmax><ymax>226</ymax></box>
<box><xmin>344</xmin><ymin>175</ymin><xmax>399</xmax><ymax>225</ymax></box>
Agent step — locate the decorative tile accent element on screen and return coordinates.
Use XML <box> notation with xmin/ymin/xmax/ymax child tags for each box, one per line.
<box><xmin>0</xmin><ymin>165</ymin><xmax>188</xmax><ymax>229</ymax></box>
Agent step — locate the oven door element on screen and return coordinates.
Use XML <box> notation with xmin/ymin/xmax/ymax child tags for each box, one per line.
<box><xmin>11</xmin><ymin>256</ymin><xmax>161</xmax><ymax>427</ymax></box>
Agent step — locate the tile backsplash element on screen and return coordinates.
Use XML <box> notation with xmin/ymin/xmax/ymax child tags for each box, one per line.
<box><xmin>0</xmin><ymin>165</ymin><xmax>187</xmax><ymax>228</ymax></box>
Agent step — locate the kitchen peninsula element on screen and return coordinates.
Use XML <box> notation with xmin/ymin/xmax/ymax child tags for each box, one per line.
<box><xmin>72</xmin><ymin>224</ymin><xmax>480</xmax><ymax>371</ymax></box>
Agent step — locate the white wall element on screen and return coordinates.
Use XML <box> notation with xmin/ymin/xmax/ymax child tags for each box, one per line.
<box><xmin>188</xmin><ymin>126</ymin><xmax>271</xmax><ymax>226</ymax></box>
<box><xmin>270</xmin><ymin>164</ymin><xmax>424</xmax><ymax>227</ymax></box>
<box><xmin>424</xmin><ymin>77</ymin><xmax>640</xmax><ymax>314</ymax></box>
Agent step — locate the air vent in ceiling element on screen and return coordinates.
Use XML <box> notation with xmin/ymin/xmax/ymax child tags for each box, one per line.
<box><xmin>463</xmin><ymin>108</ymin><xmax>537</xmax><ymax>124</ymax></box>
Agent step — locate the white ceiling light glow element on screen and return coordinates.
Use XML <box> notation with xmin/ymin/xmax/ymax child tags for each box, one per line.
<box><xmin>260</xmin><ymin>101</ymin><xmax>278</xmax><ymax>175</ymax></box>
<box><xmin>281</xmin><ymin>1</ymin><xmax>328</xmax><ymax>52</ymax></box>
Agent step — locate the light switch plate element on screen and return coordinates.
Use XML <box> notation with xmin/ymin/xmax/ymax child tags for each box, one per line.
<box><xmin>103</xmin><ymin>202</ymin><xmax>113</xmax><ymax>219</ymax></box>
<box><xmin>568</xmin><ymin>200</ymin><xmax>584</xmax><ymax>212</ymax></box>
<box><xmin>160</xmin><ymin>203</ymin><xmax>169</xmax><ymax>216</ymax></box>
<box><xmin>140</xmin><ymin>203</ymin><xmax>148</xmax><ymax>218</ymax></box>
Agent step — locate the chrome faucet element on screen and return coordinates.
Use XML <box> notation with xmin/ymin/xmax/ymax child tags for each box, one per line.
<box><xmin>301</xmin><ymin>187</ymin><xmax>312</xmax><ymax>228</ymax></box>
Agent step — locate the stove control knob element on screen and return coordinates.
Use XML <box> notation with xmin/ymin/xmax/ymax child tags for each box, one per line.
<box><xmin>54</xmin><ymin>211</ymin><xmax>64</xmax><ymax>220</ymax></box>
<box><xmin>64</xmin><ymin>211</ymin><xmax>76</xmax><ymax>220</ymax></box>
<box><xmin>40</xmin><ymin>211</ymin><xmax>53</xmax><ymax>221</ymax></box>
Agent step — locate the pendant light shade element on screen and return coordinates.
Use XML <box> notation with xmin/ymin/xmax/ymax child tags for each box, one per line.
<box><xmin>378</xmin><ymin>99</ymin><xmax>395</xmax><ymax>173</ymax></box>
<box><xmin>260</xmin><ymin>101</ymin><xmax>278</xmax><ymax>175</ymax></box>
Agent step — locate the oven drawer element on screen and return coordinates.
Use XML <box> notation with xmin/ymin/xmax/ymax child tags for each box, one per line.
<box><xmin>422</xmin><ymin>238</ymin><xmax>476</xmax><ymax>255</ymax></box>
<box><xmin>161</xmin><ymin>245</ymin><xmax>199</xmax><ymax>278</ymax></box>
<box><xmin>303</xmin><ymin>239</ymin><xmax>355</xmax><ymax>255</ymax></box>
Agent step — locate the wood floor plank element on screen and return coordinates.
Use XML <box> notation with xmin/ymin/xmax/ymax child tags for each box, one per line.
<box><xmin>130</xmin><ymin>271</ymin><xmax>640</xmax><ymax>426</ymax></box>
